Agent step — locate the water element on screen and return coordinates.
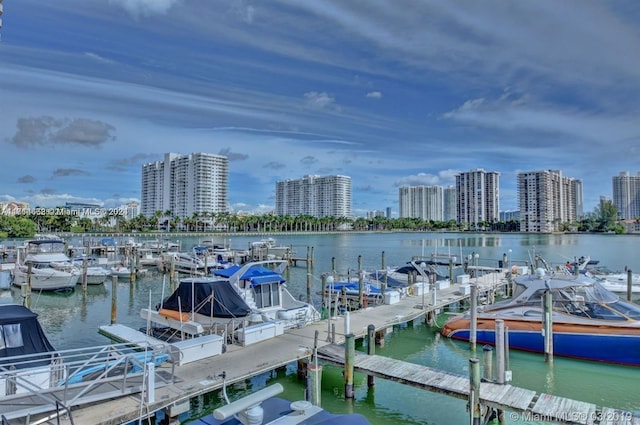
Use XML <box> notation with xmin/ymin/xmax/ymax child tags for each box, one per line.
<box><xmin>2</xmin><ymin>232</ymin><xmax>640</xmax><ymax>424</ymax></box>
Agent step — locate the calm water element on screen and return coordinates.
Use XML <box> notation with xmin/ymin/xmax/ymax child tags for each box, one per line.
<box><xmin>2</xmin><ymin>232</ymin><xmax>640</xmax><ymax>424</ymax></box>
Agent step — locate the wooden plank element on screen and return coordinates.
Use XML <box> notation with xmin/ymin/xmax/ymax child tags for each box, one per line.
<box><xmin>531</xmin><ymin>393</ymin><xmax>597</xmax><ymax>425</ymax></box>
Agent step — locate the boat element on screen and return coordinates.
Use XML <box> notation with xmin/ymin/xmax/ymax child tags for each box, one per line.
<box><xmin>366</xmin><ymin>259</ymin><xmax>458</xmax><ymax>289</ymax></box>
<box><xmin>11</xmin><ymin>238</ymin><xmax>79</xmax><ymax>292</ymax></box>
<box><xmin>248</xmin><ymin>238</ymin><xmax>291</xmax><ymax>260</ymax></box>
<box><xmin>142</xmin><ymin>260</ymin><xmax>320</xmax><ymax>345</ymax></box>
<box><xmin>187</xmin><ymin>382</ymin><xmax>370</xmax><ymax>425</ymax></box>
<box><xmin>71</xmin><ymin>257</ymin><xmax>110</xmax><ymax>285</ymax></box>
<box><xmin>0</xmin><ymin>304</ymin><xmax>64</xmax><ymax>396</ymax></box>
<box><xmin>110</xmin><ymin>264</ymin><xmax>132</xmax><ymax>278</ymax></box>
<box><xmin>586</xmin><ymin>266</ymin><xmax>640</xmax><ymax>294</ymax></box>
<box><xmin>159</xmin><ymin>251</ymin><xmax>208</xmax><ymax>275</ymax></box>
<box><xmin>441</xmin><ymin>267</ymin><xmax>640</xmax><ymax>366</ymax></box>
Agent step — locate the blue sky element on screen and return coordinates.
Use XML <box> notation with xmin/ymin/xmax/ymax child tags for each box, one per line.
<box><xmin>2</xmin><ymin>1</ymin><xmax>640</xmax><ymax>217</ymax></box>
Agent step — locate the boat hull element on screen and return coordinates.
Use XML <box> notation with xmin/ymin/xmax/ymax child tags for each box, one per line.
<box><xmin>442</xmin><ymin>318</ymin><xmax>640</xmax><ymax>366</ymax></box>
<box><xmin>12</xmin><ymin>267</ymin><xmax>78</xmax><ymax>291</ymax></box>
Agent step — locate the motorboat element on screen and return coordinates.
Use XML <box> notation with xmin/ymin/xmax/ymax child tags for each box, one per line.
<box><xmin>0</xmin><ymin>304</ymin><xmax>62</xmax><ymax>396</ymax></box>
<box><xmin>248</xmin><ymin>238</ymin><xmax>291</xmax><ymax>260</ymax></box>
<box><xmin>187</xmin><ymin>382</ymin><xmax>370</xmax><ymax>425</ymax></box>
<box><xmin>141</xmin><ymin>260</ymin><xmax>319</xmax><ymax>345</ymax></box>
<box><xmin>11</xmin><ymin>239</ymin><xmax>79</xmax><ymax>292</ymax></box>
<box><xmin>71</xmin><ymin>257</ymin><xmax>110</xmax><ymax>285</ymax></box>
<box><xmin>159</xmin><ymin>251</ymin><xmax>207</xmax><ymax>275</ymax></box>
<box><xmin>441</xmin><ymin>267</ymin><xmax>640</xmax><ymax>366</ymax></box>
<box><xmin>586</xmin><ymin>266</ymin><xmax>640</xmax><ymax>294</ymax></box>
<box><xmin>366</xmin><ymin>260</ymin><xmax>458</xmax><ymax>289</ymax></box>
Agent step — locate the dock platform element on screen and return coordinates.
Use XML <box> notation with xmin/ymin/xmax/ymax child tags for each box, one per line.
<box><xmin>7</xmin><ymin>270</ymin><xmax>637</xmax><ymax>425</ymax></box>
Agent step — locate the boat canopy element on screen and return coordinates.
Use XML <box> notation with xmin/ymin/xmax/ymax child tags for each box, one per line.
<box><xmin>0</xmin><ymin>304</ymin><xmax>56</xmax><ymax>364</ymax></box>
<box><xmin>159</xmin><ymin>279</ymin><xmax>252</xmax><ymax>318</ymax></box>
<box><xmin>213</xmin><ymin>265</ymin><xmax>285</xmax><ymax>285</ymax></box>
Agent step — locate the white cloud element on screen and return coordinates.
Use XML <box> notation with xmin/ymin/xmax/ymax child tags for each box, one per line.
<box><xmin>109</xmin><ymin>0</ymin><xmax>180</xmax><ymax>18</ymax></box>
<box><xmin>366</xmin><ymin>91</ymin><xmax>383</xmax><ymax>99</ymax></box>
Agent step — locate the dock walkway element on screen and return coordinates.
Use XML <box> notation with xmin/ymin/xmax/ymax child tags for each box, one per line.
<box><xmin>11</xmin><ymin>270</ymin><xmax>636</xmax><ymax>425</ymax></box>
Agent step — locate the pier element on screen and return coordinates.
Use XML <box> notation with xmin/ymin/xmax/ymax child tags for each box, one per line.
<box><xmin>3</xmin><ymin>269</ymin><xmax>637</xmax><ymax>424</ymax></box>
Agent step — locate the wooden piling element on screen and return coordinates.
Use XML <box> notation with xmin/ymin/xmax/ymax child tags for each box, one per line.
<box><xmin>25</xmin><ymin>262</ymin><xmax>32</xmax><ymax>309</ymax></box>
<box><xmin>82</xmin><ymin>256</ymin><xmax>88</xmax><ymax>293</ymax></box>
<box><xmin>495</xmin><ymin>319</ymin><xmax>505</xmax><ymax>384</ymax></box>
<box><xmin>469</xmin><ymin>284</ymin><xmax>478</xmax><ymax>353</ymax></box>
<box><xmin>111</xmin><ymin>275</ymin><xmax>118</xmax><ymax>325</ymax></box>
<box><xmin>358</xmin><ymin>255</ymin><xmax>363</xmax><ymax>308</ymax></box>
<box><xmin>345</xmin><ymin>333</ymin><xmax>355</xmax><ymax>399</ymax></box>
<box><xmin>543</xmin><ymin>290</ymin><xmax>553</xmax><ymax>362</ymax></box>
<box><xmin>367</xmin><ymin>324</ymin><xmax>375</xmax><ymax>387</ymax></box>
<box><xmin>306</xmin><ymin>247</ymin><xmax>311</xmax><ymax>303</ymax></box>
<box><xmin>482</xmin><ymin>345</ymin><xmax>493</xmax><ymax>382</ymax></box>
<box><xmin>627</xmin><ymin>269</ymin><xmax>633</xmax><ymax>302</ymax></box>
<box><xmin>469</xmin><ymin>357</ymin><xmax>481</xmax><ymax>425</ymax></box>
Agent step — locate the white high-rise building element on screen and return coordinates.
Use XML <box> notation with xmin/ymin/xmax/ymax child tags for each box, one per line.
<box><xmin>517</xmin><ymin>169</ymin><xmax>582</xmax><ymax>232</ymax></box>
<box><xmin>613</xmin><ymin>171</ymin><xmax>640</xmax><ymax>220</ymax></box>
<box><xmin>455</xmin><ymin>169</ymin><xmax>500</xmax><ymax>227</ymax></box>
<box><xmin>141</xmin><ymin>152</ymin><xmax>228</xmax><ymax>218</ymax></box>
<box><xmin>398</xmin><ymin>186</ymin><xmax>443</xmax><ymax>220</ymax></box>
<box><xmin>443</xmin><ymin>186</ymin><xmax>457</xmax><ymax>222</ymax></box>
<box><xmin>275</xmin><ymin>175</ymin><xmax>352</xmax><ymax>218</ymax></box>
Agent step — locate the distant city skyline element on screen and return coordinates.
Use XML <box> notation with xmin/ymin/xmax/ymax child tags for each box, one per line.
<box><xmin>2</xmin><ymin>2</ymin><xmax>640</xmax><ymax>216</ymax></box>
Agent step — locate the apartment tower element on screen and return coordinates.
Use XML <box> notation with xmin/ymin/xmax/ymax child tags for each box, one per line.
<box><xmin>141</xmin><ymin>152</ymin><xmax>228</xmax><ymax>218</ymax></box>
<box><xmin>517</xmin><ymin>169</ymin><xmax>582</xmax><ymax>232</ymax></box>
<box><xmin>275</xmin><ymin>175</ymin><xmax>352</xmax><ymax>218</ymax></box>
<box><xmin>612</xmin><ymin>171</ymin><xmax>640</xmax><ymax>220</ymax></box>
<box><xmin>455</xmin><ymin>169</ymin><xmax>500</xmax><ymax>228</ymax></box>
<box><xmin>398</xmin><ymin>185</ymin><xmax>443</xmax><ymax>220</ymax></box>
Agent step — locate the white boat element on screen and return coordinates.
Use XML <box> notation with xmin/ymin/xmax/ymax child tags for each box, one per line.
<box><xmin>11</xmin><ymin>239</ymin><xmax>79</xmax><ymax>292</ymax></box>
<box><xmin>110</xmin><ymin>265</ymin><xmax>132</xmax><ymax>278</ymax></box>
<box><xmin>159</xmin><ymin>251</ymin><xmax>207</xmax><ymax>275</ymax></box>
<box><xmin>188</xmin><ymin>381</ymin><xmax>370</xmax><ymax>425</ymax></box>
<box><xmin>248</xmin><ymin>238</ymin><xmax>291</xmax><ymax>260</ymax></box>
<box><xmin>72</xmin><ymin>258</ymin><xmax>110</xmax><ymax>285</ymax></box>
<box><xmin>587</xmin><ymin>266</ymin><xmax>640</xmax><ymax>294</ymax></box>
<box><xmin>142</xmin><ymin>260</ymin><xmax>320</xmax><ymax>345</ymax></box>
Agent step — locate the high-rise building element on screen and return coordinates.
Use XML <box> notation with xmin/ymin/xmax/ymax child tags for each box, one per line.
<box><xmin>275</xmin><ymin>175</ymin><xmax>352</xmax><ymax>218</ymax></box>
<box><xmin>455</xmin><ymin>169</ymin><xmax>500</xmax><ymax>227</ymax></box>
<box><xmin>443</xmin><ymin>186</ymin><xmax>457</xmax><ymax>222</ymax></box>
<box><xmin>517</xmin><ymin>169</ymin><xmax>582</xmax><ymax>232</ymax></box>
<box><xmin>613</xmin><ymin>171</ymin><xmax>640</xmax><ymax>220</ymax></box>
<box><xmin>141</xmin><ymin>152</ymin><xmax>228</xmax><ymax>218</ymax></box>
<box><xmin>398</xmin><ymin>186</ymin><xmax>443</xmax><ymax>220</ymax></box>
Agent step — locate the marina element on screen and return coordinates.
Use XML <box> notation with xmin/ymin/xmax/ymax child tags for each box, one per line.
<box><xmin>0</xmin><ymin>232</ymin><xmax>639</xmax><ymax>424</ymax></box>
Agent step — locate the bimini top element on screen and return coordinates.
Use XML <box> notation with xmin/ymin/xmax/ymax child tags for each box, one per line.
<box><xmin>159</xmin><ymin>278</ymin><xmax>252</xmax><ymax>318</ymax></box>
<box><xmin>0</xmin><ymin>304</ymin><xmax>56</xmax><ymax>363</ymax></box>
<box><xmin>212</xmin><ymin>265</ymin><xmax>286</xmax><ymax>286</ymax></box>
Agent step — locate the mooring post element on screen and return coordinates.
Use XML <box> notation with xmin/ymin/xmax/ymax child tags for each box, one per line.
<box><xmin>470</xmin><ymin>284</ymin><xmax>478</xmax><ymax>353</ymax></box>
<box><xmin>495</xmin><ymin>319</ymin><xmax>505</xmax><ymax>384</ymax></box>
<box><xmin>81</xmin><ymin>256</ymin><xmax>88</xmax><ymax>293</ymax></box>
<box><xmin>308</xmin><ymin>330</ymin><xmax>322</xmax><ymax>406</ymax></box>
<box><xmin>345</xmin><ymin>333</ymin><xmax>355</xmax><ymax>399</ymax></box>
<box><xmin>482</xmin><ymin>345</ymin><xmax>493</xmax><ymax>382</ymax></box>
<box><xmin>111</xmin><ymin>274</ymin><xmax>118</xmax><ymax>325</ymax></box>
<box><xmin>306</xmin><ymin>248</ymin><xmax>311</xmax><ymax>303</ymax></box>
<box><xmin>367</xmin><ymin>324</ymin><xmax>375</xmax><ymax>387</ymax></box>
<box><xmin>543</xmin><ymin>290</ymin><xmax>553</xmax><ymax>362</ymax></box>
<box><xmin>129</xmin><ymin>248</ymin><xmax>135</xmax><ymax>283</ymax></box>
<box><xmin>358</xmin><ymin>255</ymin><xmax>364</xmax><ymax>308</ymax></box>
<box><xmin>381</xmin><ymin>251</ymin><xmax>387</xmax><ymax>303</ymax></box>
<box><xmin>25</xmin><ymin>262</ymin><xmax>32</xmax><ymax>309</ymax></box>
<box><xmin>627</xmin><ymin>269</ymin><xmax>633</xmax><ymax>302</ymax></box>
<box><xmin>469</xmin><ymin>357</ymin><xmax>481</xmax><ymax>425</ymax></box>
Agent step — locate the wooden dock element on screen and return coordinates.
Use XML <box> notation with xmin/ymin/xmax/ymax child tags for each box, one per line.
<box><xmin>317</xmin><ymin>344</ymin><xmax>638</xmax><ymax>425</ymax></box>
<box><xmin>10</xmin><ymin>270</ymin><xmax>637</xmax><ymax>425</ymax></box>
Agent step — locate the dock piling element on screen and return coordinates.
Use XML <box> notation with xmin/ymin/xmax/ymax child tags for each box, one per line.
<box><xmin>482</xmin><ymin>345</ymin><xmax>493</xmax><ymax>382</ymax></box>
<box><xmin>627</xmin><ymin>269</ymin><xmax>633</xmax><ymax>302</ymax></box>
<box><xmin>345</xmin><ymin>333</ymin><xmax>355</xmax><ymax>399</ymax></box>
<box><xmin>469</xmin><ymin>284</ymin><xmax>478</xmax><ymax>353</ymax></box>
<box><xmin>367</xmin><ymin>324</ymin><xmax>375</xmax><ymax>387</ymax></box>
<box><xmin>543</xmin><ymin>290</ymin><xmax>553</xmax><ymax>362</ymax></box>
<box><xmin>111</xmin><ymin>275</ymin><xmax>118</xmax><ymax>325</ymax></box>
<box><xmin>495</xmin><ymin>319</ymin><xmax>505</xmax><ymax>384</ymax></box>
<box><xmin>469</xmin><ymin>357</ymin><xmax>481</xmax><ymax>425</ymax></box>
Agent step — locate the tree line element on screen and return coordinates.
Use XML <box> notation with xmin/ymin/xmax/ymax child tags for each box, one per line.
<box><xmin>0</xmin><ymin>200</ymin><xmax>625</xmax><ymax>238</ymax></box>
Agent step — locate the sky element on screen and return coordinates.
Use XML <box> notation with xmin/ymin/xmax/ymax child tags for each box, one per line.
<box><xmin>1</xmin><ymin>1</ymin><xmax>640</xmax><ymax>217</ymax></box>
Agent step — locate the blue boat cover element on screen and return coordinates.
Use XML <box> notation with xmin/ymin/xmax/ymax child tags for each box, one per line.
<box><xmin>213</xmin><ymin>266</ymin><xmax>285</xmax><ymax>285</ymax></box>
